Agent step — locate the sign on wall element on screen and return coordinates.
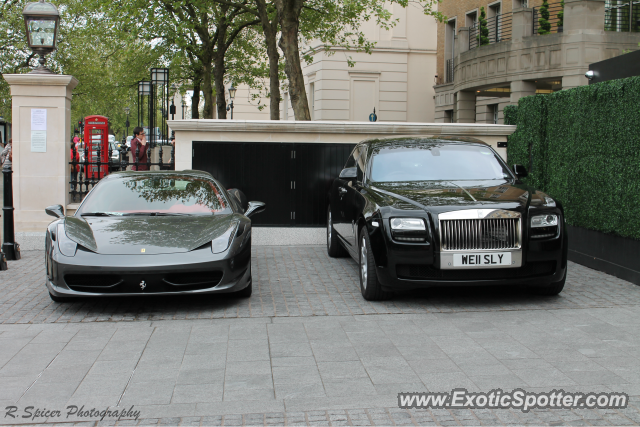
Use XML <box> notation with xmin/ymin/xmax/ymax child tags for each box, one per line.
<box><xmin>31</xmin><ymin>108</ymin><xmax>47</xmax><ymax>152</ymax></box>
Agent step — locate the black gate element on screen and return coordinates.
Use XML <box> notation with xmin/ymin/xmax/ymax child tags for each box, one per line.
<box><xmin>192</xmin><ymin>142</ymin><xmax>354</xmax><ymax>226</ymax></box>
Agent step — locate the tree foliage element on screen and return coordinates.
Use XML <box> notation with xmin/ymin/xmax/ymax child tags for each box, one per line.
<box><xmin>477</xmin><ymin>6</ymin><xmax>489</xmax><ymax>46</ymax></box>
<box><xmin>537</xmin><ymin>0</ymin><xmax>551</xmax><ymax>35</ymax></box>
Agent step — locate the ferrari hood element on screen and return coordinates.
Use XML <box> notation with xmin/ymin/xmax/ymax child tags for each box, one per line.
<box><xmin>64</xmin><ymin>214</ymin><xmax>240</xmax><ymax>255</ymax></box>
<box><xmin>370</xmin><ymin>180</ymin><xmax>531</xmax><ymax>210</ymax></box>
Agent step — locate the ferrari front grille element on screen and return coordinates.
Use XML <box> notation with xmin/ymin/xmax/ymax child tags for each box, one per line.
<box><xmin>440</xmin><ymin>218</ymin><xmax>520</xmax><ymax>251</ymax></box>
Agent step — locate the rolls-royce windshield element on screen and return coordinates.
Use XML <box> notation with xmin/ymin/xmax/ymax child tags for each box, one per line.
<box><xmin>370</xmin><ymin>144</ymin><xmax>512</xmax><ymax>182</ymax></box>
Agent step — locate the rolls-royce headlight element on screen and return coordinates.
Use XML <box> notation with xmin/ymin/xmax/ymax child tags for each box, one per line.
<box><xmin>390</xmin><ymin>218</ymin><xmax>427</xmax><ymax>242</ymax></box>
<box><xmin>390</xmin><ymin>218</ymin><xmax>426</xmax><ymax>231</ymax></box>
<box><xmin>57</xmin><ymin>224</ymin><xmax>77</xmax><ymax>257</ymax></box>
<box><xmin>212</xmin><ymin>222</ymin><xmax>238</xmax><ymax>254</ymax></box>
<box><xmin>531</xmin><ymin>214</ymin><xmax>558</xmax><ymax>228</ymax></box>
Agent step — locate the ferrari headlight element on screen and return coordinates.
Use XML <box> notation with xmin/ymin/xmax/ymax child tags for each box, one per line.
<box><xmin>57</xmin><ymin>224</ymin><xmax>77</xmax><ymax>257</ymax></box>
<box><xmin>390</xmin><ymin>218</ymin><xmax>426</xmax><ymax>231</ymax></box>
<box><xmin>531</xmin><ymin>214</ymin><xmax>558</xmax><ymax>228</ymax></box>
<box><xmin>212</xmin><ymin>223</ymin><xmax>238</xmax><ymax>254</ymax></box>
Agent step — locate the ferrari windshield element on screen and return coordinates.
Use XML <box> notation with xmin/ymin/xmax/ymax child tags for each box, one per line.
<box><xmin>79</xmin><ymin>176</ymin><xmax>230</xmax><ymax>215</ymax></box>
<box><xmin>370</xmin><ymin>144</ymin><xmax>512</xmax><ymax>182</ymax></box>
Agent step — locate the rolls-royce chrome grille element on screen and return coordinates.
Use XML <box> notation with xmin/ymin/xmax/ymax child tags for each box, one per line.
<box><xmin>439</xmin><ymin>209</ymin><xmax>521</xmax><ymax>251</ymax></box>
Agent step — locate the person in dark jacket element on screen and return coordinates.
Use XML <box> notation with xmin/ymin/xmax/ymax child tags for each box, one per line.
<box><xmin>130</xmin><ymin>127</ymin><xmax>149</xmax><ymax>171</ymax></box>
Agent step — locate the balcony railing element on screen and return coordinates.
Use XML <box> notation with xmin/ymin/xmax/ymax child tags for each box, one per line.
<box><xmin>469</xmin><ymin>13</ymin><xmax>513</xmax><ymax>49</ymax></box>
<box><xmin>605</xmin><ymin>1</ymin><xmax>640</xmax><ymax>32</ymax></box>
<box><xmin>533</xmin><ymin>2</ymin><xmax>565</xmax><ymax>35</ymax></box>
<box><xmin>445</xmin><ymin>58</ymin><xmax>455</xmax><ymax>83</ymax></box>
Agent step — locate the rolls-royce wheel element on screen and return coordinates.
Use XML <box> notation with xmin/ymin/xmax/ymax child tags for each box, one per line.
<box><xmin>327</xmin><ymin>206</ymin><xmax>347</xmax><ymax>258</ymax></box>
<box><xmin>359</xmin><ymin>227</ymin><xmax>392</xmax><ymax>301</ymax></box>
<box><xmin>531</xmin><ymin>270</ymin><xmax>566</xmax><ymax>296</ymax></box>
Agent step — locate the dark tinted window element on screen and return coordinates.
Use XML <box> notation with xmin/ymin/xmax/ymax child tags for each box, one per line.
<box><xmin>370</xmin><ymin>143</ymin><xmax>511</xmax><ymax>182</ymax></box>
<box><xmin>344</xmin><ymin>153</ymin><xmax>356</xmax><ymax>169</ymax></box>
<box><xmin>353</xmin><ymin>146</ymin><xmax>366</xmax><ymax>181</ymax></box>
<box><xmin>79</xmin><ymin>176</ymin><xmax>230</xmax><ymax>215</ymax></box>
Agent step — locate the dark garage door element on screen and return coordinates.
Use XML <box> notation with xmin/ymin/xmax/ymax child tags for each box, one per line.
<box><xmin>192</xmin><ymin>142</ymin><xmax>355</xmax><ymax>226</ymax></box>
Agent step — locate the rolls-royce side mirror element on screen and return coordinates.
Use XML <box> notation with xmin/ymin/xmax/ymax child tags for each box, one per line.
<box><xmin>339</xmin><ymin>167</ymin><xmax>357</xmax><ymax>179</ymax></box>
<box><xmin>245</xmin><ymin>201</ymin><xmax>266</xmax><ymax>218</ymax></box>
<box><xmin>45</xmin><ymin>204</ymin><xmax>65</xmax><ymax>219</ymax></box>
<box><xmin>512</xmin><ymin>164</ymin><xmax>528</xmax><ymax>178</ymax></box>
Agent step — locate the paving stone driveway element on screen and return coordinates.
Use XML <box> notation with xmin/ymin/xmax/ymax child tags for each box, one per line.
<box><xmin>1</xmin><ymin>247</ymin><xmax>640</xmax><ymax>324</ymax></box>
<box><xmin>1</xmin><ymin>247</ymin><xmax>640</xmax><ymax>426</ymax></box>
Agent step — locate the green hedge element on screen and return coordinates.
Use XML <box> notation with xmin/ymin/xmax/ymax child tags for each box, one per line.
<box><xmin>506</xmin><ymin>76</ymin><xmax>640</xmax><ymax>240</ymax></box>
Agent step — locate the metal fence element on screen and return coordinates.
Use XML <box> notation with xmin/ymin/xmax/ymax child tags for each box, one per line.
<box><xmin>469</xmin><ymin>13</ymin><xmax>513</xmax><ymax>49</ymax></box>
<box><xmin>69</xmin><ymin>142</ymin><xmax>175</xmax><ymax>203</ymax></box>
<box><xmin>533</xmin><ymin>2</ymin><xmax>565</xmax><ymax>35</ymax></box>
<box><xmin>445</xmin><ymin>58</ymin><xmax>455</xmax><ymax>83</ymax></box>
<box><xmin>605</xmin><ymin>1</ymin><xmax>640</xmax><ymax>32</ymax></box>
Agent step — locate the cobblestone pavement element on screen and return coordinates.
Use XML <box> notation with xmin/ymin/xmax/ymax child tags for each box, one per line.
<box><xmin>1</xmin><ymin>247</ymin><xmax>640</xmax><ymax>426</ymax></box>
<box><xmin>1</xmin><ymin>247</ymin><xmax>639</xmax><ymax>324</ymax></box>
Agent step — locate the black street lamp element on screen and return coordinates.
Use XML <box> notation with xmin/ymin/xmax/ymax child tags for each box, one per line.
<box><xmin>226</xmin><ymin>84</ymin><xmax>236</xmax><ymax>119</ymax></box>
<box><xmin>124</xmin><ymin>106</ymin><xmax>130</xmax><ymax>137</ymax></box>
<box><xmin>170</xmin><ymin>83</ymin><xmax>178</xmax><ymax>120</ymax></box>
<box><xmin>22</xmin><ymin>0</ymin><xmax>60</xmax><ymax>74</ymax></box>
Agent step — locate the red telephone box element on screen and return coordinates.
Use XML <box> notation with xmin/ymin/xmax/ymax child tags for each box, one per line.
<box><xmin>84</xmin><ymin>115</ymin><xmax>110</xmax><ymax>179</ymax></box>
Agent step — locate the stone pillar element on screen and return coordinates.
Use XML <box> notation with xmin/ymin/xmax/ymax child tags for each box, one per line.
<box><xmin>510</xmin><ymin>80</ymin><xmax>537</xmax><ymax>105</ymax></box>
<box><xmin>3</xmin><ymin>74</ymin><xmax>78</xmax><ymax>233</ymax></box>
<box><xmin>456</xmin><ymin>91</ymin><xmax>476</xmax><ymax>123</ymax></box>
<box><xmin>562</xmin><ymin>74</ymin><xmax>586</xmax><ymax>90</ymax></box>
<box><xmin>456</xmin><ymin>28</ymin><xmax>470</xmax><ymax>54</ymax></box>
<box><xmin>511</xmin><ymin>8</ymin><xmax>533</xmax><ymax>42</ymax></box>
<box><xmin>565</xmin><ymin>0</ymin><xmax>606</xmax><ymax>35</ymax></box>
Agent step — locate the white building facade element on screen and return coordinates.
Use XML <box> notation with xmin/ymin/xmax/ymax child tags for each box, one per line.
<box><xmin>211</xmin><ymin>4</ymin><xmax>439</xmax><ymax>122</ymax></box>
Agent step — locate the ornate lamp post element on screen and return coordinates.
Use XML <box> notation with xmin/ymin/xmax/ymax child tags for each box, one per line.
<box><xmin>22</xmin><ymin>0</ymin><xmax>60</xmax><ymax>74</ymax></box>
<box><xmin>124</xmin><ymin>106</ymin><xmax>130</xmax><ymax>137</ymax></box>
<box><xmin>226</xmin><ymin>84</ymin><xmax>236</xmax><ymax>119</ymax></box>
<box><xmin>170</xmin><ymin>83</ymin><xmax>177</xmax><ymax>120</ymax></box>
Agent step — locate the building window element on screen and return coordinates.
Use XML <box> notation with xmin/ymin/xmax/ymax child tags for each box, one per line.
<box><xmin>490</xmin><ymin>104</ymin><xmax>499</xmax><ymax>124</ymax></box>
<box><xmin>466</xmin><ymin>11</ymin><xmax>478</xmax><ymax>28</ymax></box>
<box><xmin>445</xmin><ymin>19</ymin><xmax>456</xmax><ymax>83</ymax></box>
<box><xmin>445</xmin><ymin>109</ymin><xmax>454</xmax><ymax>123</ymax></box>
<box><xmin>309</xmin><ymin>82</ymin><xmax>315</xmax><ymax>120</ymax></box>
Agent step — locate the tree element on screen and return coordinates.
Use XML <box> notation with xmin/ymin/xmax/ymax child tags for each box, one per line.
<box><xmin>109</xmin><ymin>0</ymin><xmax>261</xmax><ymax>119</ymax></box>
<box><xmin>275</xmin><ymin>0</ymin><xmax>444</xmax><ymax>120</ymax></box>
<box><xmin>557</xmin><ymin>0</ymin><xmax>564</xmax><ymax>29</ymax></box>
<box><xmin>0</xmin><ymin>0</ymin><xmax>161</xmax><ymax>136</ymax></box>
<box><xmin>538</xmin><ymin>0</ymin><xmax>551</xmax><ymax>35</ymax></box>
<box><xmin>477</xmin><ymin>7</ymin><xmax>490</xmax><ymax>46</ymax></box>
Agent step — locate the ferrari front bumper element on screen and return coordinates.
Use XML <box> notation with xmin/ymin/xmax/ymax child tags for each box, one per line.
<box><xmin>46</xmin><ymin>240</ymin><xmax>252</xmax><ymax>298</ymax></box>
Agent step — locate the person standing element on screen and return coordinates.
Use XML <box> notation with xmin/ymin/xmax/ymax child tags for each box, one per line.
<box><xmin>130</xmin><ymin>127</ymin><xmax>149</xmax><ymax>171</ymax></box>
<box><xmin>1</xmin><ymin>139</ymin><xmax>11</xmax><ymax>169</ymax></box>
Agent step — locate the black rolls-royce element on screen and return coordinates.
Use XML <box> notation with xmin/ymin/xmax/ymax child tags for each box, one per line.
<box><xmin>326</xmin><ymin>137</ymin><xmax>567</xmax><ymax>301</ymax></box>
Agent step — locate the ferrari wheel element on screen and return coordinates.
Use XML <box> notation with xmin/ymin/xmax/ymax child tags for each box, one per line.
<box><xmin>358</xmin><ymin>227</ymin><xmax>392</xmax><ymax>301</ymax></box>
<box><xmin>327</xmin><ymin>206</ymin><xmax>347</xmax><ymax>258</ymax></box>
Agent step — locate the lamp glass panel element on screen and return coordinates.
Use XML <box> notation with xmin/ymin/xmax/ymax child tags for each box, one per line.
<box><xmin>28</xmin><ymin>19</ymin><xmax>55</xmax><ymax>47</ymax></box>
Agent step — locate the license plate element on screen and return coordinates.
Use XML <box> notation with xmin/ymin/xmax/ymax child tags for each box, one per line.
<box><xmin>453</xmin><ymin>252</ymin><xmax>512</xmax><ymax>268</ymax></box>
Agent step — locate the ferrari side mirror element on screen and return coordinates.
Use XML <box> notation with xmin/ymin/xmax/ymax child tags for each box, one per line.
<box><xmin>245</xmin><ymin>201</ymin><xmax>266</xmax><ymax>218</ymax></box>
<box><xmin>339</xmin><ymin>167</ymin><xmax>357</xmax><ymax>179</ymax></box>
<box><xmin>512</xmin><ymin>164</ymin><xmax>528</xmax><ymax>178</ymax></box>
<box><xmin>45</xmin><ymin>204</ymin><xmax>65</xmax><ymax>219</ymax></box>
